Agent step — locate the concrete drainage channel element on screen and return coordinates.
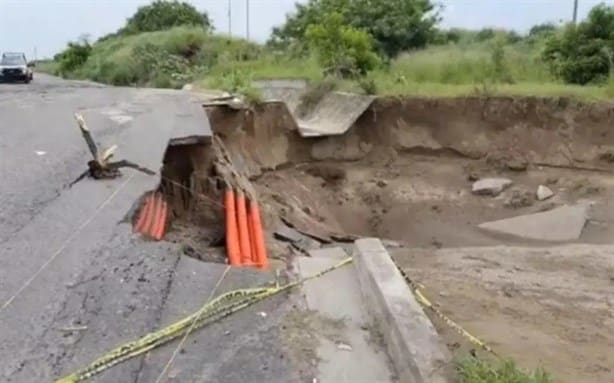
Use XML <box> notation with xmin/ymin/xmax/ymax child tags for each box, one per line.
<box><xmin>130</xmin><ymin>87</ymin><xmax>614</xmax><ymax>383</ymax></box>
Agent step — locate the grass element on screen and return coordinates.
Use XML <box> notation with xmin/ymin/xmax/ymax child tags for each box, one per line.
<box><xmin>199</xmin><ymin>40</ymin><xmax>612</xmax><ymax>101</ymax></box>
<box><xmin>47</xmin><ymin>26</ymin><xmax>614</xmax><ymax>101</ymax></box>
<box><xmin>457</xmin><ymin>357</ymin><xmax>553</xmax><ymax>383</ymax></box>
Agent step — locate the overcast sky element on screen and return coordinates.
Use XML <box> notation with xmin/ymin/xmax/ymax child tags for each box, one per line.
<box><xmin>0</xmin><ymin>0</ymin><xmax>610</xmax><ymax>59</ymax></box>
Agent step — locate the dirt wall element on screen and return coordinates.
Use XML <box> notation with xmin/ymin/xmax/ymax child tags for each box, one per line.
<box><xmin>205</xmin><ymin>102</ymin><xmax>310</xmax><ymax>178</ymax></box>
<box><xmin>320</xmin><ymin>97</ymin><xmax>614</xmax><ymax>167</ymax></box>
<box><xmin>206</xmin><ymin>96</ymin><xmax>614</xmax><ymax>175</ymax></box>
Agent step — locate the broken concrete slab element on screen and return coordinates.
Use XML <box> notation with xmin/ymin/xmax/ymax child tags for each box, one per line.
<box><xmin>274</xmin><ymin>222</ymin><xmax>322</xmax><ymax>252</ymax></box>
<box><xmin>472</xmin><ymin>178</ymin><xmax>513</xmax><ymax>196</ymax></box>
<box><xmin>354</xmin><ymin>238</ymin><xmax>452</xmax><ymax>383</ymax></box>
<box><xmin>478</xmin><ymin>204</ymin><xmax>589</xmax><ymax>241</ymax></box>
<box><xmin>537</xmin><ymin>185</ymin><xmax>554</xmax><ymax>201</ymax></box>
<box><xmin>298</xmin><ymin>247</ymin><xmax>395</xmax><ymax>383</ymax></box>
<box><xmin>297</xmin><ymin>92</ymin><xmax>376</xmax><ymax>137</ymax></box>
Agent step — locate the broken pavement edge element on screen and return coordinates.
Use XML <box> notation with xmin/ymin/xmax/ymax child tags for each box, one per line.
<box><xmin>354</xmin><ymin>238</ymin><xmax>452</xmax><ymax>383</ymax></box>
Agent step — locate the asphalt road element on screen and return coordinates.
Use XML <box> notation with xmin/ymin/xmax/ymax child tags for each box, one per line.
<box><xmin>0</xmin><ymin>74</ymin><xmax>309</xmax><ymax>382</ymax></box>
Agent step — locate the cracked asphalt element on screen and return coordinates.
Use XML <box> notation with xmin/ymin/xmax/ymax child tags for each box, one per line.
<box><xmin>0</xmin><ymin>74</ymin><xmax>309</xmax><ymax>382</ymax></box>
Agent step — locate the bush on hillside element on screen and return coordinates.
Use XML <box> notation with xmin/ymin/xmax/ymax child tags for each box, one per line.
<box><xmin>55</xmin><ymin>39</ymin><xmax>92</xmax><ymax>75</ymax></box>
<box><xmin>543</xmin><ymin>4</ymin><xmax>614</xmax><ymax>84</ymax></box>
<box><xmin>77</xmin><ymin>27</ymin><xmax>215</xmax><ymax>87</ymax></box>
<box><xmin>305</xmin><ymin>12</ymin><xmax>381</xmax><ymax>77</ymax></box>
<box><xmin>123</xmin><ymin>0</ymin><xmax>212</xmax><ymax>35</ymax></box>
<box><xmin>270</xmin><ymin>0</ymin><xmax>439</xmax><ymax>58</ymax></box>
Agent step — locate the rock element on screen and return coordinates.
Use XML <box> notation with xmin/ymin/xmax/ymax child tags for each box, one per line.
<box><xmin>467</xmin><ymin>172</ymin><xmax>480</xmax><ymax>182</ymax></box>
<box><xmin>545</xmin><ymin>177</ymin><xmax>559</xmax><ymax>185</ymax></box>
<box><xmin>599</xmin><ymin>147</ymin><xmax>614</xmax><ymax>163</ymax></box>
<box><xmin>504</xmin><ymin>187</ymin><xmax>534</xmax><ymax>209</ymax></box>
<box><xmin>506</xmin><ymin>158</ymin><xmax>528</xmax><ymax>172</ymax></box>
<box><xmin>376</xmin><ymin>179</ymin><xmax>388</xmax><ymax>188</ymax></box>
<box><xmin>536</xmin><ymin>185</ymin><xmax>554</xmax><ymax>201</ymax></box>
<box><xmin>181</xmin><ymin>83</ymin><xmax>194</xmax><ymax>91</ymax></box>
<box><xmin>472</xmin><ymin>178</ymin><xmax>513</xmax><ymax>196</ymax></box>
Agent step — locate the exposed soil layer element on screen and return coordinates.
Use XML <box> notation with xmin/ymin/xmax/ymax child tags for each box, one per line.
<box><xmin>159</xmin><ymin>96</ymin><xmax>614</xmax><ymax>383</ymax></box>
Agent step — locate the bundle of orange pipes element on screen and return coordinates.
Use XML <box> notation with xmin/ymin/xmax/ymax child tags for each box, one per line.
<box><xmin>224</xmin><ymin>189</ymin><xmax>268</xmax><ymax>268</ymax></box>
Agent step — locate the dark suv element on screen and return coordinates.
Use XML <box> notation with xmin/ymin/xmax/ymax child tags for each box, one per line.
<box><xmin>0</xmin><ymin>52</ymin><xmax>34</xmax><ymax>83</ymax></box>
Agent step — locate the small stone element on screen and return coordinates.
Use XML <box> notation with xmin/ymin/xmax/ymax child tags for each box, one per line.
<box><xmin>336</xmin><ymin>343</ymin><xmax>353</xmax><ymax>351</ymax></box>
<box><xmin>506</xmin><ymin>158</ymin><xmax>528</xmax><ymax>171</ymax></box>
<box><xmin>467</xmin><ymin>172</ymin><xmax>480</xmax><ymax>182</ymax></box>
<box><xmin>536</xmin><ymin>185</ymin><xmax>554</xmax><ymax>201</ymax></box>
<box><xmin>376</xmin><ymin>180</ymin><xmax>388</xmax><ymax>188</ymax></box>
<box><xmin>472</xmin><ymin>178</ymin><xmax>513</xmax><ymax>196</ymax></box>
<box><xmin>182</xmin><ymin>83</ymin><xmax>194</xmax><ymax>91</ymax></box>
<box><xmin>504</xmin><ymin>187</ymin><xmax>534</xmax><ymax>209</ymax></box>
<box><xmin>545</xmin><ymin>177</ymin><xmax>559</xmax><ymax>185</ymax></box>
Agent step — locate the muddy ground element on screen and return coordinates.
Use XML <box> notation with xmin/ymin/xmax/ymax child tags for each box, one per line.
<box><xmin>160</xmin><ymin>96</ymin><xmax>614</xmax><ymax>383</ymax></box>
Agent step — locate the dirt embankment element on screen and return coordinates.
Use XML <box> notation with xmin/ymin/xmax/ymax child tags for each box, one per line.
<box><xmin>206</xmin><ymin>96</ymin><xmax>614</xmax><ymax>172</ymax></box>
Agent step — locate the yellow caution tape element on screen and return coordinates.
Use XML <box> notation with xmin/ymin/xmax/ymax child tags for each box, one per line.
<box><xmin>393</xmin><ymin>262</ymin><xmax>498</xmax><ymax>357</ymax></box>
<box><xmin>55</xmin><ymin>257</ymin><xmax>352</xmax><ymax>383</ymax></box>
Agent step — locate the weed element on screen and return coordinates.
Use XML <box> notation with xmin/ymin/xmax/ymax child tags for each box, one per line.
<box><xmin>457</xmin><ymin>357</ymin><xmax>553</xmax><ymax>383</ymax></box>
<box><xmin>357</xmin><ymin>77</ymin><xmax>378</xmax><ymax>95</ymax></box>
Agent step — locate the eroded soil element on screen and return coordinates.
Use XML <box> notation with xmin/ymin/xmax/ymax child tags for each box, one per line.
<box><xmin>252</xmin><ymin>152</ymin><xmax>614</xmax><ymax>383</ymax></box>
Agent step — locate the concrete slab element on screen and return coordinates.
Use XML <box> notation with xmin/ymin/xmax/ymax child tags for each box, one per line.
<box><xmin>478</xmin><ymin>204</ymin><xmax>589</xmax><ymax>241</ymax></box>
<box><xmin>298</xmin><ymin>92</ymin><xmax>375</xmax><ymax>137</ymax></box>
<box><xmin>354</xmin><ymin>238</ymin><xmax>452</xmax><ymax>383</ymax></box>
<box><xmin>258</xmin><ymin>83</ymin><xmax>374</xmax><ymax>138</ymax></box>
<box><xmin>275</xmin><ymin>223</ymin><xmax>322</xmax><ymax>252</ymax></box>
<box><xmin>298</xmin><ymin>247</ymin><xmax>396</xmax><ymax>383</ymax></box>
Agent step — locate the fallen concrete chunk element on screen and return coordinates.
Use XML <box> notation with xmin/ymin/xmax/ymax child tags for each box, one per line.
<box><xmin>354</xmin><ymin>238</ymin><xmax>452</xmax><ymax>383</ymax></box>
<box><xmin>537</xmin><ymin>185</ymin><xmax>554</xmax><ymax>201</ymax></box>
<box><xmin>472</xmin><ymin>178</ymin><xmax>513</xmax><ymax>196</ymax></box>
<box><xmin>274</xmin><ymin>222</ymin><xmax>322</xmax><ymax>252</ymax></box>
<box><xmin>478</xmin><ymin>204</ymin><xmax>589</xmax><ymax>241</ymax></box>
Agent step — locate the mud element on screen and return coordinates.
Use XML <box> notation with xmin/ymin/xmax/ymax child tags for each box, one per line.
<box><xmin>154</xmin><ymin>95</ymin><xmax>614</xmax><ymax>382</ymax></box>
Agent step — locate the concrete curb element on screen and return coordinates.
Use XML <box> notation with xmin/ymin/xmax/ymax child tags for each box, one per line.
<box><xmin>354</xmin><ymin>238</ymin><xmax>452</xmax><ymax>383</ymax></box>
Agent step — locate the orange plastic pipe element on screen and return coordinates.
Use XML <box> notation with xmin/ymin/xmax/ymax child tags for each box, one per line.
<box><xmin>249</xmin><ymin>200</ymin><xmax>268</xmax><ymax>269</ymax></box>
<box><xmin>145</xmin><ymin>193</ymin><xmax>162</xmax><ymax>238</ymax></box>
<box><xmin>248</xmin><ymin>207</ymin><xmax>258</xmax><ymax>267</ymax></box>
<box><xmin>153</xmin><ymin>196</ymin><xmax>168</xmax><ymax>241</ymax></box>
<box><xmin>134</xmin><ymin>194</ymin><xmax>154</xmax><ymax>233</ymax></box>
<box><xmin>224</xmin><ymin>190</ymin><xmax>241</xmax><ymax>266</ymax></box>
<box><xmin>235</xmin><ymin>192</ymin><xmax>252</xmax><ymax>264</ymax></box>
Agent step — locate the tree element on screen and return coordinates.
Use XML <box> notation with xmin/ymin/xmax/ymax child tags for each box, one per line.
<box><xmin>123</xmin><ymin>0</ymin><xmax>212</xmax><ymax>34</ymax></box>
<box><xmin>305</xmin><ymin>12</ymin><xmax>381</xmax><ymax>77</ymax></box>
<box><xmin>269</xmin><ymin>0</ymin><xmax>439</xmax><ymax>58</ymax></box>
<box><xmin>543</xmin><ymin>4</ymin><xmax>614</xmax><ymax>84</ymax></box>
<box><xmin>529</xmin><ymin>23</ymin><xmax>556</xmax><ymax>37</ymax></box>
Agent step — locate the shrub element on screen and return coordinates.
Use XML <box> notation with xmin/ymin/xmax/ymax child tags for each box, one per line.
<box><xmin>543</xmin><ymin>4</ymin><xmax>614</xmax><ymax>84</ymax></box>
<box><xmin>56</xmin><ymin>39</ymin><xmax>92</xmax><ymax>74</ymax></box>
<box><xmin>305</xmin><ymin>12</ymin><xmax>381</xmax><ymax>78</ymax></box>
